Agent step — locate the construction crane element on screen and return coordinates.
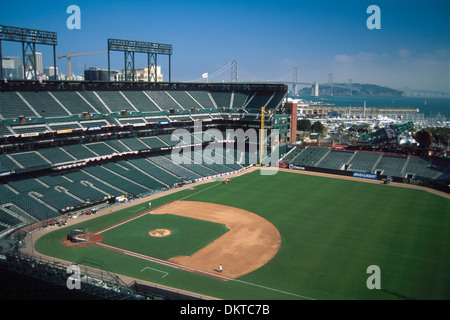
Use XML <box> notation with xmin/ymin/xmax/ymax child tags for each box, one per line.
<box><xmin>57</xmin><ymin>51</ymin><xmax>106</xmax><ymax>80</ymax></box>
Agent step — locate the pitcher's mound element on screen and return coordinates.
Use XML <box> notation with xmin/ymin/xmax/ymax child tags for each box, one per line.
<box><xmin>149</xmin><ymin>229</ymin><xmax>172</xmax><ymax>237</ymax></box>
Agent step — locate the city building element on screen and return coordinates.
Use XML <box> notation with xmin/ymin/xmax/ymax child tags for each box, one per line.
<box><xmin>84</xmin><ymin>67</ymin><xmax>118</xmax><ymax>81</ymax></box>
<box><xmin>1</xmin><ymin>56</ymin><xmax>23</xmax><ymax>79</ymax></box>
<box><xmin>43</xmin><ymin>66</ymin><xmax>58</xmax><ymax>79</ymax></box>
<box><xmin>116</xmin><ymin>65</ymin><xmax>163</xmax><ymax>82</ymax></box>
<box><xmin>25</xmin><ymin>52</ymin><xmax>43</xmax><ymax>78</ymax></box>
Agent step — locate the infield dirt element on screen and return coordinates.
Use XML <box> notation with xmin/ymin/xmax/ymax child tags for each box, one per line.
<box><xmin>151</xmin><ymin>200</ymin><xmax>282</xmax><ymax>279</ymax></box>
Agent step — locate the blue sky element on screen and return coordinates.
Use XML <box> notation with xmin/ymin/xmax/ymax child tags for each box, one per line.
<box><xmin>1</xmin><ymin>0</ymin><xmax>449</xmax><ymax>92</ymax></box>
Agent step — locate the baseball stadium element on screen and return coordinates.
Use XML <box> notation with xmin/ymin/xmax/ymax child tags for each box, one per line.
<box><xmin>0</xmin><ymin>25</ymin><xmax>450</xmax><ymax>302</ymax></box>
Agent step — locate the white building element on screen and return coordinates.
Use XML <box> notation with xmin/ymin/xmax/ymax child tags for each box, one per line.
<box><xmin>44</xmin><ymin>66</ymin><xmax>58</xmax><ymax>79</ymax></box>
<box><xmin>117</xmin><ymin>66</ymin><xmax>163</xmax><ymax>82</ymax></box>
<box><xmin>25</xmin><ymin>52</ymin><xmax>43</xmax><ymax>78</ymax></box>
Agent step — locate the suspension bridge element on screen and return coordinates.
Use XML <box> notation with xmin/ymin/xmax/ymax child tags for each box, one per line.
<box><xmin>186</xmin><ymin>61</ymin><xmax>358</xmax><ymax>96</ymax></box>
<box><xmin>186</xmin><ymin>60</ymin><xmax>449</xmax><ymax>98</ymax></box>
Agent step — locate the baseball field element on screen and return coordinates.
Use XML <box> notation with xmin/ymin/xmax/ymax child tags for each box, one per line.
<box><xmin>34</xmin><ymin>168</ymin><xmax>450</xmax><ymax>300</ymax></box>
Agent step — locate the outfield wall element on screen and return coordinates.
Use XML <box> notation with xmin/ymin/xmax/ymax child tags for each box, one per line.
<box><xmin>289</xmin><ymin>164</ymin><xmax>355</xmax><ymax>177</ymax></box>
<box><xmin>288</xmin><ymin>163</ymin><xmax>450</xmax><ymax>194</ymax></box>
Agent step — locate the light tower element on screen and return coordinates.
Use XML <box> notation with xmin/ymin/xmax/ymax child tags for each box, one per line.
<box><xmin>107</xmin><ymin>38</ymin><xmax>172</xmax><ymax>82</ymax></box>
<box><xmin>0</xmin><ymin>25</ymin><xmax>57</xmax><ymax>80</ymax></box>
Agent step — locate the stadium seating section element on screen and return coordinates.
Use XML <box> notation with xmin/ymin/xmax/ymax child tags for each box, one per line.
<box><xmin>285</xmin><ymin>146</ymin><xmax>450</xmax><ymax>182</ymax></box>
<box><xmin>0</xmin><ymin>81</ymin><xmax>286</xmax><ymax>236</ymax></box>
<box><xmin>1</xmin><ymin>81</ymin><xmax>448</xmax><ymax>237</ymax></box>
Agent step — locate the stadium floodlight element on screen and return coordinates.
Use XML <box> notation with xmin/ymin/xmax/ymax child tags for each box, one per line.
<box><xmin>0</xmin><ymin>25</ymin><xmax>58</xmax><ymax>80</ymax></box>
<box><xmin>107</xmin><ymin>38</ymin><xmax>173</xmax><ymax>82</ymax></box>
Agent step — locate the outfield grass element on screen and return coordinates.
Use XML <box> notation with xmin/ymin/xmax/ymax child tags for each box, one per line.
<box><xmin>35</xmin><ymin>170</ymin><xmax>450</xmax><ymax>300</ymax></box>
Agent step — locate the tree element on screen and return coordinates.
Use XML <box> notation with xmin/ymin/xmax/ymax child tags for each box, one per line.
<box><xmin>337</xmin><ymin>123</ymin><xmax>347</xmax><ymax>133</ymax></box>
<box><xmin>362</xmin><ymin>124</ymin><xmax>372</xmax><ymax>134</ymax></box>
<box><xmin>427</xmin><ymin>127</ymin><xmax>450</xmax><ymax>147</ymax></box>
<box><xmin>311</xmin><ymin>121</ymin><xmax>325</xmax><ymax>135</ymax></box>
<box><xmin>297</xmin><ymin>119</ymin><xmax>311</xmax><ymax>131</ymax></box>
<box><xmin>414</xmin><ymin>129</ymin><xmax>433</xmax><ymax>148</ymax></box>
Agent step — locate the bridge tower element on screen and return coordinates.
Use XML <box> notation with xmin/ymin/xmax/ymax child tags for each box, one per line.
<box><xmin>328</xmin><ymin>73</ymin><xmax>333</xmax><ymax>96</ymax></box>
<box><xmin>231</xmin><ymin>60</ymin><xmax>238</xmax><ymax>82</ymax></box>
<box><xmin>312</xmin><ymin>82</ymin><xmax>319</xmax><ymax>97</ymax></box>
<box><xmin>292</xmin><ymin>67</ymin><xmax>298</xmax><ymax>95</ymax></box>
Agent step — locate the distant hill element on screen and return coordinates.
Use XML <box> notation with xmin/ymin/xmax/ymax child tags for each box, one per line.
<box><xmin>300</xmin><ymin>83</ymin><xmax>404</xmax><ymax>96</ymax></box>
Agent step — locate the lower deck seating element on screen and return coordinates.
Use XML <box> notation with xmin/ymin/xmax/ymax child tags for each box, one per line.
<box><xmin>0</xmin><ymin>145</ymin><xmax>249</xmax><ymax>233</ymax></box>
<box><xmin>374</xmin><ymin>155</ymin><xmax>407</xmax><ymax>176</ymax></box>
<box><xmin>2</xmin><ymin>194</ymin><xmax>59</xmax><ymax>222</ymax></box>
<box><xmin>148</xmin><ymin>154</ymin><xmax>202</xmax><ymax>181</ymax></box>
<box><xmin>285</xmin><ymin>147</ymin><xmax>448</xmax><ymax>182</ymax></box>
<box><xmin>347</xmin><ymin>152</ymin><xmax>381</xmax><ymax>173</ymax></box>
<box><xmin>317</xmin><ymin>150</ymin><xmax>354</xmax><ymax>170</ymax></box>
<box><xmin>290</xmin><ymin>147</ymin><xmax>329</xmax><ymax>167</ymax></box>
<box><xmin>128</xmin><ymin>157</ymin><xmax>181</xmax><ymax>186</ymax></box>
<box><xmin>404</xmin><ymin>157</ymin><xmax>443</xmax><ymax>179</ymax></box>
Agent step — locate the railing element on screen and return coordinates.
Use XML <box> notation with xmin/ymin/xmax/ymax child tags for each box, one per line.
<box><xmin>0</xmin><ymin>248</ymin><xmax>146</xmax><ymax>300</ymax></box>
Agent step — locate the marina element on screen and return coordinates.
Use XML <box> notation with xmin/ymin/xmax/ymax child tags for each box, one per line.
<box><xmin>288</xmin><ymin>95</ymin><xmax>449</xmax><ymax>128</ymax></box>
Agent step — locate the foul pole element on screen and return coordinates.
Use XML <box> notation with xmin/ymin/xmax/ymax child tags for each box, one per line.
<box><xmin>260</xmin><ymin>106</ymin><xmax>265</xmax><ymax>167</ymax></box>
